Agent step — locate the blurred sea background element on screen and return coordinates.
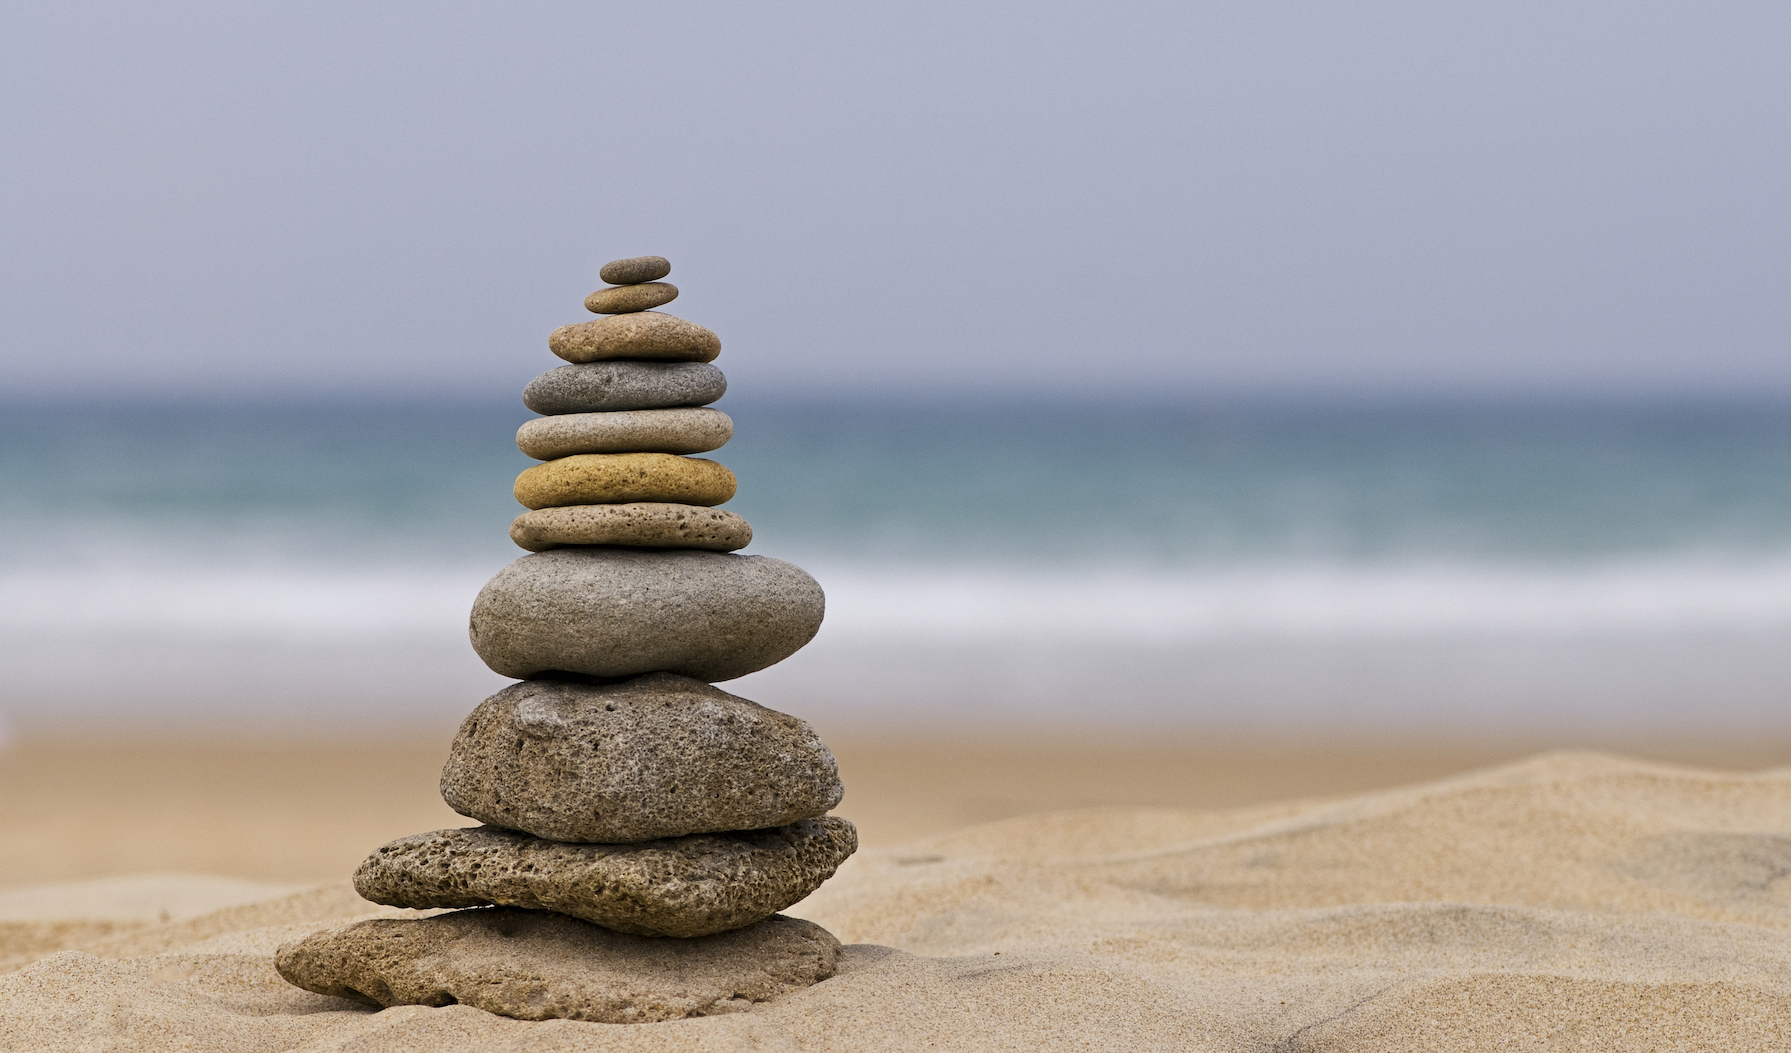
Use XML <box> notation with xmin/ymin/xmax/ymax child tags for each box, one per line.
<box><xmin>5</xmin><ymin>393</ymin><xmax>1790</xmax><ymax>741</ymax></box>
<box><xmin>6</xmin><ymin>2</ymin><xmax>1791</xmax><ymax>750</ymax></box>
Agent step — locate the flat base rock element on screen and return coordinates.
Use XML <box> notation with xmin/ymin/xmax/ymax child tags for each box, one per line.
<box><xmin>354</xmin><ymin>818</ymin><xmax>858</xmax><ymax>938</ymax></box>
<box><xmin>276</xmin><ymin>907</ymin><xmax>841</xmax><ymax>1023</ymax></box>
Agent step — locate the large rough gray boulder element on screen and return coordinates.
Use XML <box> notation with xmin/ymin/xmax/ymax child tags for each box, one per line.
<box><xmin>441</xmin><ymin>675</ymin><xmax>844</xmax><ymax>843</ymax></box>
<box><xmin>468</xmin><ymin>548</ymin><xmax>825</xmax><ymax>682</ymax></box>
<box><xmin>275</xmin><ymin>908</ymin><xmax>840</xmax><ymax>1023</ymax></box>
<box><xmin>353</xmin><ymin>818</ymin><xmax>858</xmax><ymax>938</ymax></box>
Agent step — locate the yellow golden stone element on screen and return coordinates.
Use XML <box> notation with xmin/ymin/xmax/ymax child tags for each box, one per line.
<box><xmin>513</xmin><ymin>453</ymin><xmax>736</xmax><ymax>510</ymax></box>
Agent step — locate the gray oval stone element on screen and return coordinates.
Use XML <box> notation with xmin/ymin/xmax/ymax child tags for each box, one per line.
<box><xmin>352</xmin><ymin>818</ymin><xmax>858</xmax><ymax>938</ymax></box>
<box><xmin>598</xmin><ymin>255</ymin><xmax>671</xmax><ymax>285</ymax></box>
<box><xmin>469</xmin><ymin>548</ymin><xmax>824</xmax><ymax>682</ymax></box>
<box><xmin>441</xmin><ymin>675</ymin><xmax>843</xmax><ymax>843</ymax></box>
<box><xmin>585</xmin><ymin>282</ymin><xmax>677</xmax><ymax>315</ymax></box>
<box><xmin>522</xmin><ymin>362</ymin><xmax>726</xmax><ymax>415</ymax></box>
<box><xmin>517</xmin><ymin>407</ymin><xmax>733</xmax><ymax>459</ymax></box>
<box><xmin>275</xmin><ymin>909</ymin><xmax>840</xmax><ymax>1023</ymax></box>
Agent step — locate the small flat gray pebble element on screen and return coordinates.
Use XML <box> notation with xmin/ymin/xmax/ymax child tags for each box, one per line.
<box><xmin>517</xmin><ymin>408</ymin><xmax>732</xmax><ymax>459</ymax></box>
<box><xmin>598</xmin><ymin>256</ymin><xmax>671</xmax><ymax>285</ymax></box>
<box><xmin>469</xmin><ymin>548</ymin><xmax>823</xmax><ymax>681</ymax></box>
<box><xmin>523</xmin><ymin>362</ymin><xmax>726</xmax><ymax>415</ymax></box>
<box><xmin>509</xmin><ymin>503</ymin><xmax>753</xmax><ymax>552</ymax></box>
<box><xmin>440</xmin><ymin>674</ymin><xmax>843</xmax><ymax>842</ymax></box>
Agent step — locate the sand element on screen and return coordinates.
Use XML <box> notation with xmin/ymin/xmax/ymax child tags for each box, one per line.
<box><xmin>4</xmin><ymin>749</ymin><xmax>1790</xmax><ymax>1049</ymax></box>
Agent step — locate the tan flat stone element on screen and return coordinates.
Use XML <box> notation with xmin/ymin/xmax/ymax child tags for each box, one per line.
<box><xmin>598</xmin><ymin>255</ymin><xmax>671</xmax><ymax>285</ymax></box>
<box><xmin>585</xmin><ymin>282</ymin><xmax>677</xmax><ymax>314</ymax></box>
<box><xmin>516</xmin><ymin>407</ymin><xmax>732</xmax><ymax>459</ymax></box>
<box><xmin>275</xmin><ymin>908</ymin><xmax>841</xmax><ymax>1023</ymax></box>
<box><xmin>548</xmin><ymin>311</ymin><xmax>720</xmax><ymax>363</ymax></box>
<box><xmin>513</xmin><ymin>453</ymin><xmax>735</xmax><ymax>510</ymax></box>
<box><xmin>352</xmin><ymin>818</ymin><xmax>858</xmax><ymax>938</ymax></box>
<box><xmin>510</xmin><ymin>503</ymin><xmax>752</xmax><ymax>552</ymax></box>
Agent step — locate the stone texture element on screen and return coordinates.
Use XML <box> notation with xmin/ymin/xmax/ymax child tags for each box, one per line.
<box><xmin>469</xmin><ymin>548</ymin><xmax>824</xmax><ymax>681</ymax></box>
<box><xmin>598</xmin><ymin>256</ymin><xmax>672</xmax><ymax>285</ymax></box>
<box><xmin>585</xmin><ymin>282</ymin><xmax>677</xmax><ymax>315</ymax></box>
<box><xmin>548</xmin><ymin>312</ymin><xmax>720</xmax><ymax>364</ymax></box>
<box><xmin>353</xmin><ymin>819</ymin><xmax>858</xmax><ymax>938</ymax></box>
<box><xmin>522</xmin><ymin>362</ymin><xmax>726</xmax><ymax>415</ymax></box>
<box><xmin>509</xmin><ymin>503</ymin><xmax>752</xmax><ymax>552</ymax></box>
<box><xmin>513</xmin><ymin>453</ymin><xmax>736</xmax><ymax>510</ymax></box>
<box><xmin>440</xmin><ymin>675</ymin><xmax>843</xmax><ymax>843</ymax></box>
<box><xmin>517</xmin><ymin>407</ymin><xmax>733</xmax><ymax>459</ymax></box>
<box><xmin>276</xmin><ymin>908</ymin><xmax>840</xmax><ymax>1023</ymax></box>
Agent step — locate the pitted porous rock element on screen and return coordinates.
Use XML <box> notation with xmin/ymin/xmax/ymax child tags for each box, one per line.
<box><xmin>352</xmin><ymin>818</ymin><xmax>858</xmax><ymax>938</ymax></box>
<box><xmin>548</xmin><ymin>312</ymin><xmax>720</xmax><ymax>364</ymax></box>
<box><xmin>516</xmin><ymin>407</ymin><xmax>732</xmax><ymax>459</ymax></box>
<box><xmin>469</xmin><ymin>548</ymin><xmax>824</xmax><ymax>682</ymax></box>
<box><xmin>275</xmin><ymin>908</ymin><xmax>841</xmax><ymax>1023</ymax></box>
<box><xmin>523</xmin><ymin>362</ymin><xmax>726</xmax><ymax>415</ymax></box>
<box><xmin>509</xmin><ymin>503</ymin><xmax>752</xmax><ymax>552</ymax></box>
<box><xmin>441</xmin><ymin>675</ymin><xmax>843</xmax><ymax>843</ymax></box>
<box><xmin>513</xmin><ymin>453</ymin><xmax>736</xmax><ymax>510</ymax></box>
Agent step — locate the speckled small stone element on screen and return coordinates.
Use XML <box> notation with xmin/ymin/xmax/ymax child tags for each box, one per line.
<box><xmin>585</xmin><ymin>282</ymin><xmax>677</xmax><ymax>315</ymax></box>
<box><xmin>549</xmin><ymin>313</ymin><xmax>721</xmax><ymax>364</ymax></box>
<box><xmin>440</xmin><ymin>675</ymin><xmax>842</xmax><ymax>842</ymax></box>
<box><xmin>513</xmin><ymin>453</ymin><xmax>735</xmax><ymax>510</ymax></box>
<box><xmin>599</xmin><ymin>256</ymin><xmax>671</xmax><ymax>285</ymax></box>
<box><xmin>522</xmin><ymin>362</ymin><xmax>726</xmax><ymax>415</ymax></box>
<box><xmin>275</xmin><ymin>908</ymin><xmax>841</xmax><ymax>1023</ymax></box>
<box><xmin>352</xmin><ymin>818</ymin><xmax>858</xmax><ymax>938</ymax></box>
<box><xmin>510</xmin><ymin>503</ymin><xmax>752</xmax><ymax>552</ymax></box>
<box><xmin>516</xmin><ymin>407</ymin><xmax>732</xmax><ymax>459</ymax></box>
<box><xmin>469</xmin><ymin>548</ymin><xmax>824</xmax><ymax>681</ymax></box>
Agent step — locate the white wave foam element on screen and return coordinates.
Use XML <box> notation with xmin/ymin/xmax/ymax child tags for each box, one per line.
<box><xmin>4</xmin><ymin>555</ymin><xmax>1791</xmax><ymax>645</ymax></box>
<box><xmin>810</xmin><ymin>557</ymin><xmax>1791</xmax><ymax>642</ymax></box>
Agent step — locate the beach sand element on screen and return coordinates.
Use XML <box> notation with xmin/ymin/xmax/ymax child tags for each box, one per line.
<box><xmin>3</xmin><ymin>740</ymin><xmax>1790</xmax><ymax>1049</ymax></box>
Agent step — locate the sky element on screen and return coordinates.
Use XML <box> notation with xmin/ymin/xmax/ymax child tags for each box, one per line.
<box><xmin>3</xmin><ymin>1</ymin><xmax>1789</xmax><ymax>402</ymax></box>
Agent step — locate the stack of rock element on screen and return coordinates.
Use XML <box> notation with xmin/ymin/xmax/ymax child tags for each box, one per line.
<box><xmin>276</xmin><ymin>257</ymin><xmax>858</xmax><ymax>1024</ymax></box>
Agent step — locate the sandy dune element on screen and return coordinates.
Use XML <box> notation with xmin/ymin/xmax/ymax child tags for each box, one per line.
<box><xmin>4</xmin><ymin>751</ymin><xmax>1789</xmax><ymax>1050</ymax></box>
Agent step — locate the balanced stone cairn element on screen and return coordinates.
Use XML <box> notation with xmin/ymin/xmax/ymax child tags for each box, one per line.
<box><xmin>276</xmin><ymin>257</ymin><xmax>857</xmax><ymax>1024</ymax></box>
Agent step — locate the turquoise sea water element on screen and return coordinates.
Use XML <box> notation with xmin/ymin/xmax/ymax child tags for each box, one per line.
<box><xmin>3</xmin><ymin>395</ymin><xmax>1790</xmax><ymax>737</ymax></box>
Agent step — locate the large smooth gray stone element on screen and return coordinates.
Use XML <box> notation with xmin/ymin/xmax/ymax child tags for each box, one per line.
<box><xmin>469</xmin><ymin>548</ymin><xmax>824</xmax><ymax>682</ymax></box>
<box><xmin>523</xmin><ymin>361</ymin><xmax>726</xmax><ymax>415</ymax></box>
<box><xmin>353</xmin><ymin>818</ymin><xmax>858</xmax><ymax>938</ymax></box>
<box><xmin>276</xmin><ymin>908</ymin><xmax>840</xmax><ymax>1023</ymax></box>
<box><xmin>440</xmin><ymin>675</ymin><xmax>844</xmax><ymax>843</ymax></box>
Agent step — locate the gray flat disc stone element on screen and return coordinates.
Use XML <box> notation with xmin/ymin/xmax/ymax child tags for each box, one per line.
<box><xmin>515</xmin><ymin>407</ymin><xmax>733</xmax><ymax>459</ymax></box>
<box><xmin>275</xmin><ymin>908</ymin><xmax>841</xmax><ymax>1023</ymax></box>
<box><xmin>523</xmin><ymin>361</ymin><xmax>726</xmax><ymax>415</ymax></box>
<box><xmin>441</xmin><ymin>674</ymin><xmax>844</xmax><ymax>843</ymax></box>
<box><xmin>469</xmin><ymin>548</ymin><xmax>824</xmax><ymax>682</ymax></box>
<box><xmin>354</xmin><ymin>818</ymin><xmax>857</xmax><ymax>938</ymax></box>
<box><xmin>508</xmin><ymin>503</ymin><xmax>753</xmax><ymax>552</ymax></box>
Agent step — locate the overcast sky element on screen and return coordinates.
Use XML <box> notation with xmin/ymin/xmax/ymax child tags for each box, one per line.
<box><xmin>4</xmin><ymin>2</ymin><xmax>1789</xmax><ymax>401</ymax></box>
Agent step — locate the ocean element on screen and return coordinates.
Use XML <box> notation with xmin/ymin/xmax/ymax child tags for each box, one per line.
<box><xmin>3</xmin><ymin>395</ymin><xmax>1790</xmax><ymax>740</ymax></box>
